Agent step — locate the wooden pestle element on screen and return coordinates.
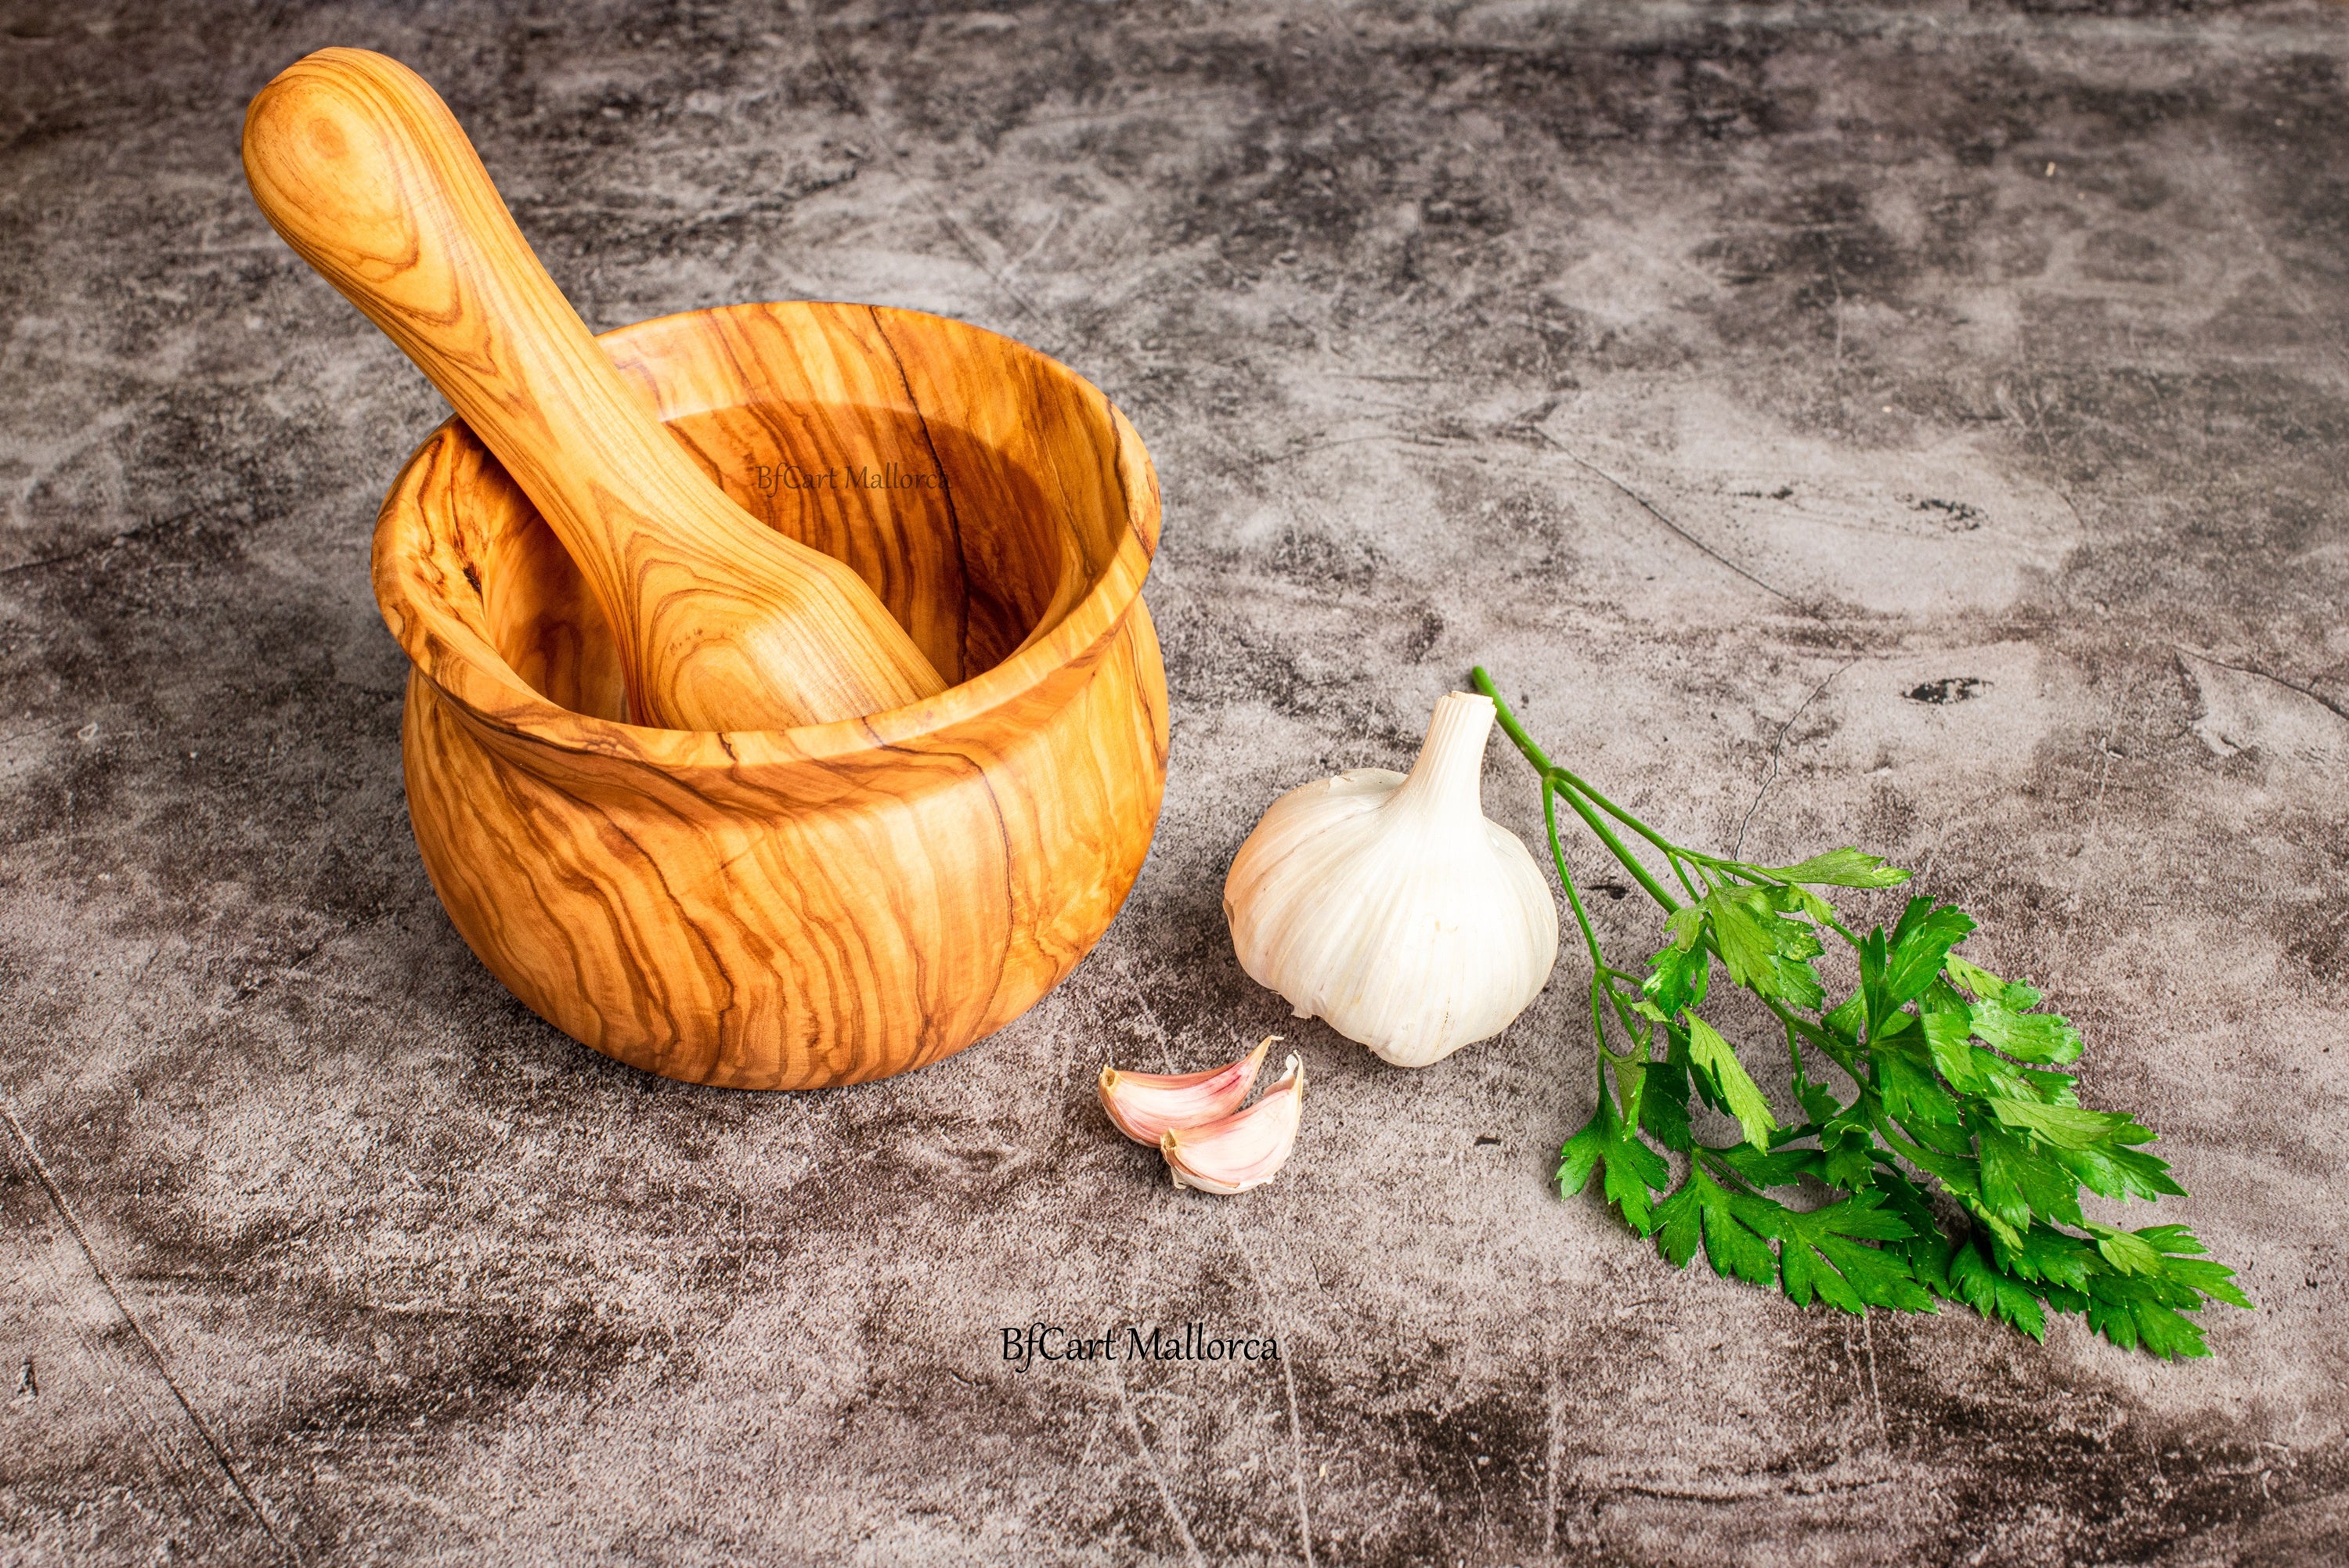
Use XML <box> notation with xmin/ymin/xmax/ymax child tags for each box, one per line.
<box><xmin>242</xmin><ymin>48</ymin><xmax>948</xmax><ymax>731</ymax></box>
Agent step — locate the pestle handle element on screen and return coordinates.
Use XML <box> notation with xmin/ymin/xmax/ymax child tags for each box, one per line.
<box><xmin>242</xmin><ymin>48</ymin><xmax>948</xmax><ymax>730</ymax></box>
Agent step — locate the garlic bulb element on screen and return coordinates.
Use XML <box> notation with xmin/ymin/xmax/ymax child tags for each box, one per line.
<box><xmin>1223</xmin><ymin>691</ymin><xmax>1559</xmax><ymax>1068</ymax></box>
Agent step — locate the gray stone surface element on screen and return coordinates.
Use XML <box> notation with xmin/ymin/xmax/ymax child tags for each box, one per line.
<box><xmin>3</xmin><ymin>1</ymin><xmax>2347</xmax><ymax>1562</ymax></box>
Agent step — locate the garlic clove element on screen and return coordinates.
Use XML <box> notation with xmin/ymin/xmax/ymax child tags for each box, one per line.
<box><xmin>1160</xmin><ymin>1054</ymin><xmax>1306</xmax><ymax>1195</ymax></box>
<box><xmin>1223</xmin><ymin>691</ymin><xmax>1560</xmax><ymax>1069</ymax></box>
<box><xmin>1098</xmin><ymin>1036</ymin><xmax>1274</xmax><ymax>1146</ymax></box>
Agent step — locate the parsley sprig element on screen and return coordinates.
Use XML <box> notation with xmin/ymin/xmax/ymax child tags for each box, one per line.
<box><xmin>1470</xmin><ymin>667</ymin><xmax>2250</xmax><ymax>1357</ymax></box>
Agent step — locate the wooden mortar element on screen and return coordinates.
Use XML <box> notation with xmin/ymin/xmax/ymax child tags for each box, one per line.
<box><xmin>373</xmin><ymin>301</ymin><xmax>1167</xmax><ymax>1089</ymax></box>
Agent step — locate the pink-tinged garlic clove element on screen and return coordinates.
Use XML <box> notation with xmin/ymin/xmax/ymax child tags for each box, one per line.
<box><xmin>1160</xmin><ymin>1054</ymin><xmax>1306</xmax><ymax>1195</ymax></box>
<box><xmin>1098</xmin><ymin>1036</ymin><xmax>1274</xmax><ymax>1146</ymax></box>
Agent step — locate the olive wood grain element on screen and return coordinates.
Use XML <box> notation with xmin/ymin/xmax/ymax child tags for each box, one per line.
<box><xmin>373</xmin><ymin>301</ymin><xmax>1166</xmax><ymax>1088</ymax></box>
<box><xmin>243</xmin><ymin>47</ymin><xmax>947</xmax><ymax>731</ymax></box>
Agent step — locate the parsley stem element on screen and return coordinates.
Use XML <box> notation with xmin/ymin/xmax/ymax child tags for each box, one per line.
<box><xmin>1549</xmin><ymin>770</ymin><xmax>1687</xmax><ymax>892</ymax></box>
<box><xmin>1544</xmin><ymin>780</ymin><xmax>1654</xmax><ymax>1056</ymax></box>
<box><xmin>1553</xmin><ymin>777</ymin><xmax>1682</xmax><ymax>914</ymax></box>
<box><xmin>1552</xmin><ymin>770</ymin><xmax>1685</xmax><ymax>900</ymax></box>
<box><xmin>1473</xmin><ymin>668</ymin><xmax>1686</xmax><ymax>911</ymax></box>
<box><xmin>1472</xmin><ymin>665</ymin><xmax>1555</xmax><ymax>771</ymax></box>
<box><xmin>1697</xmin><ymin>1148</ymin><xmax>1765</xmax><ymax>1197</ymax></box>
<box><xmin>1866</xmin><ymin>1105</ymin><xmax>1936</xmax><ymax>1170</ymax></box>
<box><xmin>1540</xmin><ymin>779</ymin><xmax>1607</xmax><ymax>976</ymax></box>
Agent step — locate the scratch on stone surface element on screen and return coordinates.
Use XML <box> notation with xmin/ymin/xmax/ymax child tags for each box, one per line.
<box><xmin>1267</xmin><ymin>430</ymin><xmax>1417</xmax><ymax>465</ymax></box>
<box><xmin>0</xmin><ymin>1094</ymin><xmax>294</xmax><ymax>1561</ymax></box>
<box><xmin>1734</xmin><ymin>657</ymin><xmax>1864</xmax><ymax>860</ymax></box>
<box><xmin>1108</xmin><ymin>1355</ymin><xmax>1209</xmax><ymax>1568</ymax></box>
<box><xmin>1001</xmin><ymin>206</ymin><xmax>1063</xmax><ymax>282</ymax></box>
<box><xmin>1073</xmin><ymin>1406</ymin><xmax>1109</xmax><ymax>1472</ymax></box>
<box><xmin>1608</xmin><ymin>1474</ymin><xmax>1897</xmax><ymax>1505</ymax></box>
<box><xmin>2088</xmin><ymin>675</ymin><xmax>2138</xmax><ymax>831</ymax></box>
<box><xmin>1996</xmin><ymin>379</ymin><xmax>2062</xmax><ymax>468</ymax></box>
<box><xmin>52</xmin><ymin>939</ymin><xmax>167</xmax><ymax>1092</ymax></box>
<box><xmin>1225</xmin><ymin>1208</ymin><xmax>1315</xmax><ymax>1567</ymax></box>
<box><xmin>1531</xmin><ymin>427</ymin><xmax>1795</xmax><ymax>603</ymax></box>
<box><xmin>1860</xmin><ymin>1315</ymin><xmax>1888</xmax><ymax>1448</ymax></box>
<box><xmin>2199</xmin><ymin>132</ymin><xmax>2349</xmax><ymax>395</ymax></box>
<box><xmin>9</xmin><ymin>1175</ymin><xmax>195</xmax><ymax>1522</ymax></box>
<box><xmin>1543</xmin><ymin>1355</ymin><xmax>1562</xmax><ymax>1563</ymax></box>
<box><xmin>2174</xmin><ymin>645</ymin><xmax>2349</xmax><ymax>726</ymax></box>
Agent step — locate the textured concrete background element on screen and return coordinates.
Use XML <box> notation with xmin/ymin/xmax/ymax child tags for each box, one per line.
<box><xmin>3</xmin><ymin>1</ymin><xmax>2346</xmax><ymax>1563</ymax></box>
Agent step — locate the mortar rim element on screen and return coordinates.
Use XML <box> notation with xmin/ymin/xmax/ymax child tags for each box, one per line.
<box><xmin>370</xmin><ymin>301</ymin><xmax>1160</xmax><ymax>771</ymax></box>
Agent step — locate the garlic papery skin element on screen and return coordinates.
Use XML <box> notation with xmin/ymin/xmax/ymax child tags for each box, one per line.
<box><xmin>1222</xmin><ymin>692</ymin><xmax>1559</xmax><ymax>1069</ymax></box>
<box><xmin>1098</xmin><ymin>1036</ymin><xmax>1274</xmax><ymax>1146</ymax></box>
<box><xmin>1161</xmin><ymin>1055</ymin><xmax>1306</xmax><ymax>1195</ymax></box>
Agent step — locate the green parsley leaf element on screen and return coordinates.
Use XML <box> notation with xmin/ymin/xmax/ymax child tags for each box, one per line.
<box><xmin>1921</xmin><ymin>1009</ymin><xmax>1986</xmax><ymax>1093</ymax></box>
<box><xmin>2085</xmin><ymin>1294</ymin><xmax>2210</xmax><ymax>1360</ymax></box>
<box><xmin>1986</xmin><ymin>1096</ymin><xmax>2154</xmax><ymax>1152</ymax></box>
<box><xmin>2054</xmin><ymin>1142</ymin><xmax>2185</xmax><ymax>1202</ymax></box>
<box><xmin>1701</xmin><ymin>887</ymin><xmax>1828</xmax><ymax>1011</ymax></box>
<box><xmin>1818</xmin><ymin>1106</ymin><xmax>1878</xmax><ymax>1189</ymax></box>
<box><xmin>1879</xmin><ymin>898</ymin><xmax>1977</xmax><ymax>1015</ymax></box>
<box><xmin>1639</xmin><ymin>1049</ymin><xmax>1695</xmax><ymax>1152</ymax></box>
<box><xmin>1871</xmin><ymin>1166</ymin><xmax>1955</xmax><ymax>1295</ymax></box>
<box><xmin>2084</xmin><ymin>1221</ymin><xmax>2168</xmax><ymax>1277</ymax></box>
<box><xmin>1654</xmin><ymin>1166</ymin><xmax>1777</xmax><ymax>1285</ymax></box>
<box><xmin>2017</xmin><ymin>1066</ymin><xmax>2080</xmax><ymax>1106</ymax></box>
<box><xmin>1557</xmin><ymin>1106</ymin><xmax>1608</xmax><ymax>1198</ymax></box>
<box><xmin>1988</xmin><ymin>1224</ymin><xmax>2099</xmax><ymax>1292</ymax></box>
<box><xmin>1876</xmin><ymin>1040</ymin><xmax>1960</xmax><ymax>1126</ymax></box>
<box><xmin>1976</xmin><ymin>1120</ymin><xmax>2084</xmax><ymax>1230</ymax></box>
<box><xmin>1683</xmin><ymin>1015</ymin><xmax>1778</xmax><ymax>1150</ymax></box>
<box><xmin>2134</xmin><ymin>1224</ymin><xmax>2206</xmax><ymax>1256</ymax></box>
<box><xmin>1611</xmin><ymin>1057</ymin><xmax>1648</xmax><ymax>1128</ymax></box>
<box><xmin>1942</xmin><ymin>953</ymin><xmax>2007</xmax><ymax>1002</ymax></box>
<box><xmin>1710</xmin><ymin>1141</ymin><xmax>1821</xmax><ymax>1189</ymax></box>
<box><xmin>2160</xmin><ymin>1256</ymin><xmax>2254</xmax><ymax>1311</ymax></box>
<box><xmin>1768</xmin><ymin>1195</ymin><xmax>1936</xmax><ymax>1315</ymax></box>
<box><xmin>1642</xmin><ymin>939</ymin><xmax>1712</xmax><ymax>1018</ymax></box>
<box><xmin>1557</xmin><ymin>1080</ymin><xmax>1669</xmax><ymax>1234</ymax></box>
<box><xmin>1759</xmin><ymin>848</ymin><xmax>1912</xmax><ymax>888</ymax></box>
<box><xmin>1948</xmin><ymin>1241</ymin><xmax>2049</xmax><ymax>1342</ymax></box>
<box><xmin>1823</xmin><ymin>992</ymin><xmax>1867</xmax><ymax>1042</ymax></box>
<box><xmin>1968</xmin><ymin>999</ymin><xmax>2084</xmax><ymax>1065</ymax></box>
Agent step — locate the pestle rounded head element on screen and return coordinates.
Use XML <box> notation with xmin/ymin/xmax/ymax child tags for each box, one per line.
<box><xmin>245</xmin><ymin>47</ymin><xmax>947</xmax><ymax>730</ymax></box>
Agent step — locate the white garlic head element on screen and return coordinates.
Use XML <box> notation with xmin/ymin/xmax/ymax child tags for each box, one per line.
<box><xmin>1223</xmin><ymin>692</ymin><xmax>1560</xmax><ymax>1068</ymax></box>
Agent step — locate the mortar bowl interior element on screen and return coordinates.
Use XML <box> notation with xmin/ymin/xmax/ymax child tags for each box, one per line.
<box><xmin>370</xmin><ymin>301</ymin><xmax>1168</xmax><ymax>1090</ymax></box>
